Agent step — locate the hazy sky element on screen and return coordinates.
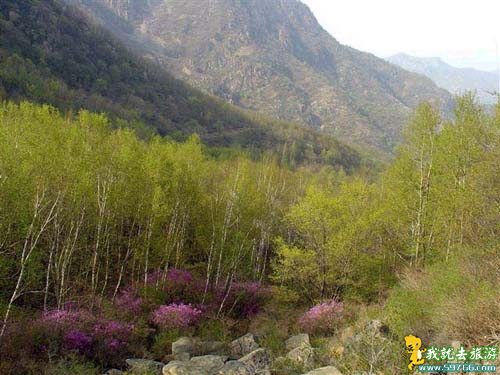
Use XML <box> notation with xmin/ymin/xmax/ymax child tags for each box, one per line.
<box><xmin>301</xmin><ymin>0</ymin><xmax>500</xmax><ymax>71</ymax></box>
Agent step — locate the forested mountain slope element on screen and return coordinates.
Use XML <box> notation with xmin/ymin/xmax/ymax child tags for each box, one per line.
<box><xmin>0</xmin><ymin>0</ymin><xmax>362</xmax><ymax>170</ymax></box>
<box><xmin>69</xmin><ymin>0</ymin><xmax>454</xmax><ymax>152</ymax></box>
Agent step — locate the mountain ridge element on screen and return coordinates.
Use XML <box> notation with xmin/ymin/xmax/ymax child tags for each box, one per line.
<box><xmin>0</xmin><ymin>0</ymin><xmax>364</xmax><ymax>171</ymax></box>
<box><xmin>387</xmin><ymin>53</ymin><xmax>499</xmax><ymax>104</ymax></box>
<box><xmin>66</xmin><ymin>0</ymin><xmax>454</xmax><ymax>152</ymax></box>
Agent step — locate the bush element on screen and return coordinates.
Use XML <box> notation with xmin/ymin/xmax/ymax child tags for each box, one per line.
<box><xmin>385</xmin><ymin>248</ymin><xmax>500</xmax><ymax>346</ymax></box>
<box><xmin>151</xmin><ymin>303</ymin><xmax>203</xmax><ymax>330</ymax></box>
<box><xmin>298</xmin><ymin>299</ymin><xmax>343</xmax><ymax>335</ymax></box>
<box><xmin>114</xmin><ymin>288</ymin><xmax>144</xmax><ymax>318</ymax></box>
<box><xmin>215</xmin><ymin>282</ymin><xmax>272</xmax><ymax>318</ymax></box>
<box><xmin>8</xmin><ymin>308</ymin><xmax>139</xmax><ymax>367</ymax></box>
<box><xmin>44</xmin><ymin>358</ymin><xmax>99</xmax><ymax>375</ymax></box>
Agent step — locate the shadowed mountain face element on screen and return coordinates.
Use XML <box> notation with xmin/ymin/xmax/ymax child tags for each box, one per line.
<box><xmin>387</xmin><ymin>53</ymin><xmax>500</xmax><ymax>105</ymax></box>
<box><xmin>0</xmin><ymin>0</ymin><xmax>366</xmax><ymax>171</ymax></box>
<box><xmin>66</xmin><ymin>0</ymin><xmax>453</xmax><ymax>152</ymax></box>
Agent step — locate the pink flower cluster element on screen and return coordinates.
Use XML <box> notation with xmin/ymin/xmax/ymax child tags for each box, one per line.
<box><xmin>92</xmin><ymin>319</ymin><xmax>134</xmax><ymax>354</ymax></box>
<box><xmin>37</xmin><ymin>308</ymin><xmax>136</xmax><ymax>365</ymax></box>
<box><xmin>151</xmin><ymin>303</ymin><xmax>202</xmax><ymax>329</ymax></box>
<box><xmin>63</xmin><ymin>330</ymin><xmax>92</xmax><ymax>353</ymax></box>
<box><xmin>167</xmin><ymin>268</ymin><xmax>193</xmax><ymax>284</ymax></box>
<box><xmin>41</xmin><ymin>309</ymin><xmax>82</xmax><ymax>326</ymax></box>
<box><xmin>114</xmin><ymin>288</ymin><xmax>143</xmax><ymax>315</ymax></box>
<box><xmin>298</xmin><ymin>299</ymin><xmax>344</xmax><ymax>334</ymax></box>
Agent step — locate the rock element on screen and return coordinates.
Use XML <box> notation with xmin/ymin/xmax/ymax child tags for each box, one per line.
<box><xmin>175</xmin><ymin>352</ymin><xmax>191</xmax><ymax>362</ymax></box>
<box><xmin>218</xmin><ymin>360</ymin><xmax>253</xmax><ymax>375</ymax></box>
<box><xmin>190</xmin><ymin>355</ymin><xmax>227</xmax><ymax>373</ymax></box>
<box><xmin>162</xmin><ymin>361</ymin><xmax>208</xmax><ymax>375</ymax></box>
<box><xmin>230</xmin><ymin>333</ymin><xmax>260</xmax><ymax>358</ymax></box>
<box><xmin>285</xmin><ymin>334</ymin><xmax>310</xmax><ymax>351</ymax></box>
<box><xmin>126</xmin><ymin>358</ymin><xmax>164</xmax><ymax>374</ymax></box>
<box><xmin>172</xmin><ymin>337</ymin><xmax>194</xmax><ymax>360</ymax></box>
<box><xmin>287</xmin><ymin>343</ymin><xmax>315</xmax><ymax>369</ymax></box>
<box><xmin>162</xmin><ymin>355</ymin><xmax>229</xmax><ymax>375</ymax></box>
<box><xmin>239</xmin><ymin>348</ymin><xmax>271</xmax><ymax>375</ymax></box>
<box><xmin>303</xmin><ymin>366</ymin><xmax>343</xmax><ymax>375</ymax></box>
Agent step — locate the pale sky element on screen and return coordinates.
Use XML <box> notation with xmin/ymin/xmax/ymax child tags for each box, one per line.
<box><xmin>301</xmin><ymin>0</ymin><xmax>500</xmax><ymax>71</ymax></box>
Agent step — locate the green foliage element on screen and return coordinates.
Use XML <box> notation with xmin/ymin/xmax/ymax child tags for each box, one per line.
<box><xmin>273</xmin><ymin>178</ymin><xmax>396</xmax><ymax>303</ymax></box>
<box><xmin>385</xmin><ymin>246</ymin><xmax>500</xmax><ymax>346</ymax></box>
<box><xmin>151</xmin><ymin>330</ymin><xmax>181</xmax><ymax>361</ymax></box>
<box><xmin>0</xmin><ymin>0</ymin><xmax>363</xmax><ymax>171</ymax></box>
<box><xmin>44</xmin><ymin>359</ymin><xmax>100</xmax><ymax>375</ymax></box>
<box><xmin>0</xmin><ymin>101</ymin><xmax>302</xmax><ymax>322</ymax></box>
<box><xmin>196</xmin><ymin>319</ymin><xmax>226</xmax><ymax>342</ymax></box>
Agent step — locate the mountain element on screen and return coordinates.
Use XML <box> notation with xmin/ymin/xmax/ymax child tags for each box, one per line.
<box><xmin>64</xmin><ymin>0</ymin><xmax>453</xmax><ymax>153</ymax></box>
<box><xmin>387</xmin><ymin>53</ymin><xmax>499</xmax><ymax>104</ymax></box>
<box><xmin>0</xmin><ymin>0</ymin><xmax>364</xmax><ymax>171</ymax></box>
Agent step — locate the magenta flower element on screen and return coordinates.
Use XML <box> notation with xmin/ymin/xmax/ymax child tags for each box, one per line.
<box><xmin>63</xmin><ymin>330</ymin><xmax>92</xmax><ymax>353</ymax></box>
<box><xmin>42</xmin><ymin>309</ymin><xmax>81</xmax><ymax>326</ymax></box>
<box><xmin>298</xmin><ymin>299</ymin><xmax>344</xmax><ymax>334</ymax></box>
<box><xmin>115</xmin><ymin>288</ymin><xmax>143</xmax><ymax>315</ymax></box>
<box><xmin>151</xmin><ymin>303</ymin><xmax>202</xmax><ymax>329</ymax></box>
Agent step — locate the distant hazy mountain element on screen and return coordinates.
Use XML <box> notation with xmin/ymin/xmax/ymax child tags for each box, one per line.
<box><xmin>66</xmin><ymin>0</ymin><xmax>452</xmax><ymax>153</ymax></box>
<box><xmin>387</xmin><ymin>53</ymin><xmax>499</xmax><ymax>104</ymax></box>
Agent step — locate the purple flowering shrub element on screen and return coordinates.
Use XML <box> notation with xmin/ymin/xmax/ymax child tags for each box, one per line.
<box><xmin>298</xmin><ymin>299</ymin><xmax>344</xmax><ymax>334</ymax></box>
<box><xmin>63</xmin><ymin>330</ymin><xmax>92</xmax><ymax>354</ymax></box>
<box><xmin>215</xmin><ymin>282</ymin><xmax>272</xmax><ymax>318</ymax></box>
<box><xmin>140</xmin><ymin>269</ymin><xmax>271</xmax><ymax>319</ymax></box>
<box><xmin>25</xmin><ymin>308</ymin><xmax>137</xmax><ymax>367</ymax></box>
<box><xmin>91</xmin><ymin>320</ymin><xmax>135</xmax><ymax>366</ymax></box>
<box><xmin>151</xmin><ymin>303</ymin><xmax>203</xmax><ymax>329</ymax></box>
<box><xmin>114</xmin><ymin>288</ymin><xmax>144</xmax><ymax>318</ymax></box>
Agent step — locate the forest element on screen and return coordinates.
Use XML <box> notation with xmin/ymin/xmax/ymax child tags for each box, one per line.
<box><xmin>0</xmin><ymin>94</ymin><xmax>498</xmax><ymax>374</ymax></box>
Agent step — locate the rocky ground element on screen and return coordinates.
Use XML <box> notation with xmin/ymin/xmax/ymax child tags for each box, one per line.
<box><xmin>103</xmin><ymin>322</ymin><xmax>392</xmax><ymax>375</ymax></box>
<box><xmin>102</xmin><ymin>332</ymin><xmax>345</xmax><ymax>375</ymax></box>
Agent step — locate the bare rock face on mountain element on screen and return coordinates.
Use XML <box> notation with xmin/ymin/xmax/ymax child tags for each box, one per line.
<box><xmin>70</xmin><ymin>0</ymin><xmax>453</xmax><ymax>152</ymax></box>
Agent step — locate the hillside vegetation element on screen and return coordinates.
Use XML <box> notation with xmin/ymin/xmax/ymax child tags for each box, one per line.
<box><xmin>0</xmin><ymin>94</ymin><xmax>498</xmax><ymax>373</ymax></box>
<box><xmin>0</xmin><ymin>0</ymin><xmax>362</xmax><ymax>171</ymax></box>
<box><xmin>70</xmin><ymin>0</ymin><xmax>453</xmax><ymax>152</ymax></box>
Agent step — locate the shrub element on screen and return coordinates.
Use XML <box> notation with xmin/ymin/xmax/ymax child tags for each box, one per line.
<box><xmin>63</xmin><ymin>330</ymin><xmax>92</xmax><ymax>354</ymax></box>
<box><xmin>151</xmin><ymin>303</ymin><xmax>203</xmax><ymax>330</ymax></box>
<box><xmin>216</xmin><ymin>281</ymin><xmax>272</xmax><ymax>318</ymax></box>
<box><xmin>92</xmin><ymin>319</ymin><xmax>135</xmax><ymax>367</ymax></box>
<box><xmin>114</xmin><ymin>288</ymin><xmax>143</xmax><ymax>317</ymax></box>
<box><xmin>298</xmin><ymin>299</ymin><xmax>344</xmax><ymax>335</ymax></box>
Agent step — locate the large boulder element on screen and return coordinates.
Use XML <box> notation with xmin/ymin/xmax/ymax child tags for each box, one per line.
<box><xmin>287</xmin><ymin>343</ymin><xmax>315</xmax><ymax>369</ymax></box>
<box><xmin>230</xmin><ymin>333</ymin><xmax>260</xmax><ymax>358</ymax></box>
<box><xmin>172</xmin><ymin>337</ymin><xmax>195</xmax><ymax>360</ymax></box>
<box><xmin>126</xmin><ymin>358</ymin><xmax>164</xmax><ymax>374</ymax></box>
<box><xmin>303</xmin><ymin>366</ymin><xmax>343</xmax><ymax>375</ymax></box>
<box><xmin>218</xmin><ymin>360</ymin><xmax>253</xmax><ymax>375</ymax></box>
<box><xmin>285</xmin><ymin>334</ymin><xmax>310</xmax><ymax>351</ymax></box>
<box><xmin>162</xmin><ymin>355</ymin><xmax>229</xmax><ymax>375</ymax></box>
<box><xmin>239</xmin><ymin>348</ymin><xmax>271</xmax><ymax>375</ymax></box>
<box><xmin>189</xmin><ymin>355</ymin><xmax>227</xmax><ymax>373</ymax></box>
<box><xmin>162</xmin><ymin>361</ymin><xmax>208</xmax><ymax>375</ymax></box>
